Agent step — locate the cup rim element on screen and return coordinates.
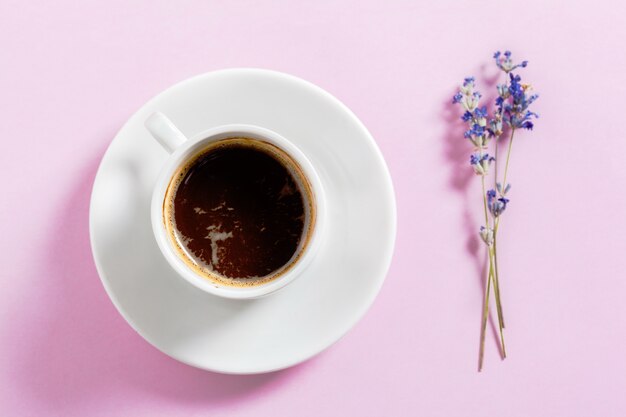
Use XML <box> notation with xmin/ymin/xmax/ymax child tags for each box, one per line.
<box><xmin>151</xmin><ymin>124</ymin><xmax>325</xmax><ymax>299</ymax></box>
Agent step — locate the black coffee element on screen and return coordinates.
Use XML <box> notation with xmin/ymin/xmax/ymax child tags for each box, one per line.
<box><xmin>164</xmin><ymin>138</ymin><xmax>311</xmax><ymax>286</ymax></box>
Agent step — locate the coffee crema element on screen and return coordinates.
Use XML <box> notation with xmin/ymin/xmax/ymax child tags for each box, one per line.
<box><xmin>163</xmin><ymin>138</ymin><xmax>314</xmax><ymax>287</ymax></box>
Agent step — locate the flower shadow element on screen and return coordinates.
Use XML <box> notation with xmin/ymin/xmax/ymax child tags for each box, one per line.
<box><xmin>441</xmin><ymin>91</ymin><xmax>480</xmax><ymax>264</ymax></box>
<box><xmin>440</xmin><ymin>88</ymin><xmax>505</xmax><ymax>366</ymax></box>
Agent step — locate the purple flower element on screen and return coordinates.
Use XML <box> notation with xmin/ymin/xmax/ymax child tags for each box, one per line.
<box><xmin>470</xmin><ymin>153</ymin><xmax>495</xmax><ymax>176</ymax></box>
<box><xmin>453</xmin><ymin>78</ymin><xmax>494</xmax><ymax>147</ymax></box>
<box><xmin>452</xmin><ymin>53</ymin><xmax>539</xmax><ymax>149</ymax></box>
<box><xmin>471</xmin><ymin>123</ymin><xmax>485</xmax><ymax>136</ymax></box>
<box><xmin>488</xmin><ymin>191</ymin><xmax>510</xmax><ymax>217</ymax></box>
<box><xmin>496</xmin><ymin>69</ymin><xmax>539</xmax><ymax>131</ymax></box>
<box><xmin>494</xmin><ymin>50</ymin><xmax>528</xmax><ymax>73</ymax></box>
<box><xmin>488</xmin><ymin>115</ymin><xmax>503</xmax><ymax>137</ymax></box>
<box><xmin>474</xmin><ymin>106</ymin><xmax>488</xmax><ymax>119</ymax></box>
<box><xmin>452</xmin><ymin>75</ymin><xmax>483</xmax><ymax>113</ymax></box>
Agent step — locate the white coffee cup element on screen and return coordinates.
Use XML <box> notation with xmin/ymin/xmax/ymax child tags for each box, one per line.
<box><xmin>145</xmin><ymin>112</ymin><xmax>325</xmax><ymax>299</ymax></box>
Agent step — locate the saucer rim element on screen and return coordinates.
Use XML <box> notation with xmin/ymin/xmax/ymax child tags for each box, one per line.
<box><xmin>89</xmin><ymin>68</ymin><xmax>397</xmax><ymax>374</ymax></box>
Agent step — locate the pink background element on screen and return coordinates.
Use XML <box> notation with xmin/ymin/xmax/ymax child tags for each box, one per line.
<box><xmin>2</xmin><ymin>1</ymin><xmax>626</xmax><ymax>416</ymax></box>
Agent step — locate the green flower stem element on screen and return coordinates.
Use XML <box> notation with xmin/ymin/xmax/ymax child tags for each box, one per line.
<box><xmin>492</xmin><ymin>139</ymin><xmax>504</xmax><ymax>328</ymax></box>
<box><xmin>494</xmin><ymin>138</ymin><xmax>499</xmax><ymax>189</ymax></box>
<box><xmin>492</xmin><ymin>249</ymin><xmax>506</xmax><ymax>358</ymax></box>
<box><xmin>478</xmin><ymin>251</ymin><xmax>493</xmax><ymax>372</ymax></box>
<box><xmin>492</xmin><ymin>236</ymin><xmax>505</xmax><ymax>329</ymax></box>
<box><xmin>479</xmin><ymin>247</ymin><xmax>505</xmax><ymax>369</ymax></box>
<box><xmin>481</xmin><ymin>176</ymin><xmax>490</xmax><ymax>227</ymax></box>
<box><xmin>479</xmin><ymin>178</ymin><xmax>506</xmax><ymax>370</ymax></box>
<box><xmin>501</xmin><ymin>128</ymin><xmax>515</xmax><ymax>193</ymax></box>
<box><xmin>493</xmin><ymin>129</ymin><xmax>515</xmax><ymax>234</ymax></box>
<box><xmin>492</xmin><ymin>128</ymin><xmax>515</xmax><ymax>330</ymax></box>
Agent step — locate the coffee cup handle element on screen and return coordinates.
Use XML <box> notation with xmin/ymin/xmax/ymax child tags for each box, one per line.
<box><xmin>145</xmin><ymin>112</ymin><xmax>188</xmax><ymax>153</ymax></box>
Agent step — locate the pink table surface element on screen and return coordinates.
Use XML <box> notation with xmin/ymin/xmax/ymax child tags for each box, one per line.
<box><xmin>2</xmin><ymin>1</ymin><xmax>626</xmax><ymax>416</ymax></box>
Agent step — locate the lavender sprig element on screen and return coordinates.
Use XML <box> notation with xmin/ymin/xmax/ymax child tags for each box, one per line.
<box><xmin>452</xmin><ymin>50</ymin><xmax>539</xmax><ymax>371</ymax></box>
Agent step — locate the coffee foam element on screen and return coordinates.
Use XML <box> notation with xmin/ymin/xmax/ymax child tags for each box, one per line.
<box><xmin>163</xmin><ymin>137</ymin><xmax>316</xmax><ymax>288</ymax></box>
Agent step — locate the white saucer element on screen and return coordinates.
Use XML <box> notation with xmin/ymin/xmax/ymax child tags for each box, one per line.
<box><xmin>89</xmin><ymin>69</ymin><xmax>396</xmax><ymax>374</ymax></box>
